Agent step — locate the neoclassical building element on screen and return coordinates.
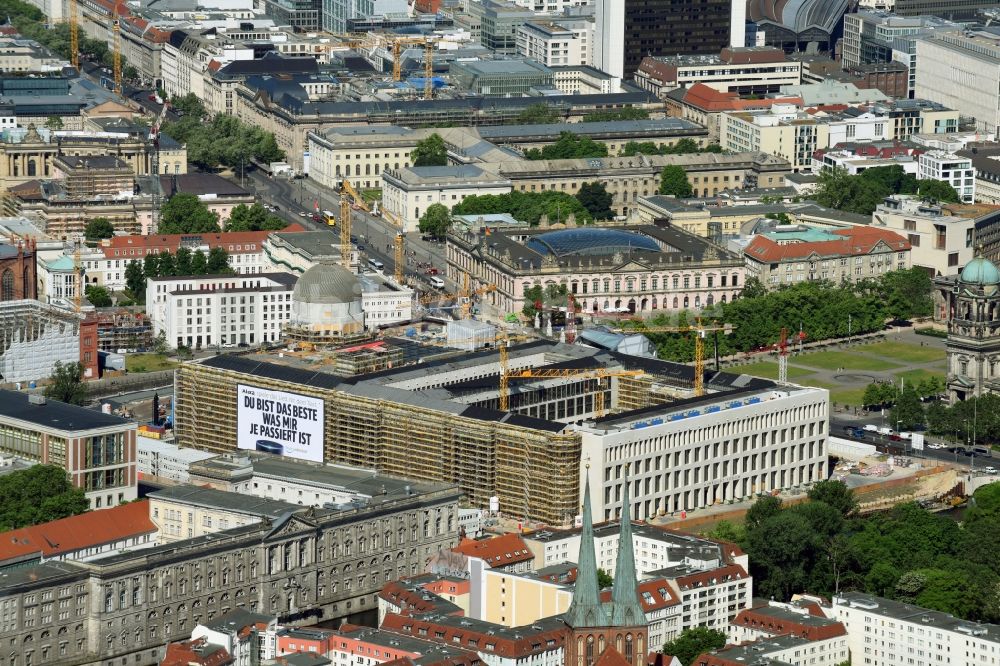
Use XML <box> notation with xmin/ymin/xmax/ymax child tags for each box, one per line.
<box><xmin>934</xmin><ymin>257</ymin><xmax>1000</xmax><ymax>402</ymax></box>
<box><xmin>447</xmin><ymin>222</ymin><xmax>745</xmax><ymax>318</ymax></box>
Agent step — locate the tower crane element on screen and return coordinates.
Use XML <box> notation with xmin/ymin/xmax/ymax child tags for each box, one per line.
<box><xmin>112</xmin><ymin>6</ymin><xmax>123</xmax><ymax>95</ymax></box>
<box><xmin>777</xmin><ymin>327</ymin><xmax>789</xmax><ymax>384</ymax></box>
<box><xmin>69</xmin><ymin>0</ymin><xmax>79</xmax><ymax>71</ymax></box>
<box><xmin>611</xmin><ymin>321</ymin><xmax>733</xmax><ymax>396</ymax></box>
<box><xmin>382</xmin><ymin>208</ymin><xmax>404</xmax><ymax>231</ymax></box>
<box><xmin>323</xmin><ymin>35</ymin><xmax>436</xmax><ymax>100</ymax></box>
<box><xmin>148</xmin><ymin>102</ymin><xmax>170</xmax><ymax>232</ymax></box>
<box><xmin>393</xmin><ymin>232</ymin><xmax>404</xmax><ymax>285</ymax></box>
<box><xmin>339</xmin><ymin>179</ymin><xmax>369</xmax><ymax>271</ymax></box>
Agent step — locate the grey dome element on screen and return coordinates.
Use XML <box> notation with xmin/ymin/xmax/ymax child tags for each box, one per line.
<box><xmin>293</xmin><ymin>263</ymin><xmax>361</xmax><ymax>305</ymax></box>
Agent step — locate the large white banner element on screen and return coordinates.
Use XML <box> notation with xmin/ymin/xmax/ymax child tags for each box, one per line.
<box><xmin>237</xmin><ymin>384</ymin><xmax>324</xmax><ymax>463</ymax></box>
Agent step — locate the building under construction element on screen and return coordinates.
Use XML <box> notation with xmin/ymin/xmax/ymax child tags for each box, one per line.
<box><xmin>0</xmin><ymin>299</ymin><xmax>98</xmax><ymax>383</ymax></box>
<box><xmin>175</xmin><ymin>340</ymin><xmax>828</xmax><ymax>525</ymax></box>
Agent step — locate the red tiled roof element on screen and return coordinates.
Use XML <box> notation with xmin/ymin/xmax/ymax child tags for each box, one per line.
<box><xmin>379</xmin><ymin>579</ymin><xmax>464</xmax><ymax>616</ymax></box>
<box><xmin>674</xmin><ymin>564</ymin><xmax>749</xmax><ymax>591</ymax></box>
<box><xmin>161</xmin><ymin>639</ymin><xmax>233</xmax><ymax>666</ymax></box>
<box><xmin>733</xmin><ymin>606</ymin><xmax>846</xmax><ymax>642</ymax></box>
<box><xmin>0</xmin><ymin>500</ymin><xmax>156</xmax><ymax>564</ymax></box>
<box><xmin>99</xmin><ymin>224</ymin><xmax>304</xmax><ymax>259</ymax></box>
<box><xmin>599</xmin><ymin>577</ymin><xmax>679</xmax><ymax>612</ymax></box>
<box><xmin>380</xmin><ymin>613</ymin><xmax>564</xmax><ymax>659</ymax></box>
<box><xmin>452</xmin><ymin>534</ymin><xmax>534</xmax><ymax>568</ymax></box>
<box><xmin>745</xmin><ymin>227</ymin><xmax>910</xmax><ymax>263</ymax></box>
<box><xmin>681</xmin><ymin>83</ymin><xmax>801</xmax><ymax>112</ymax></box>
<box><xmin>593</xmin><ymin>647</ymin><xmax>632</xmax><ymax>666</ymax></box>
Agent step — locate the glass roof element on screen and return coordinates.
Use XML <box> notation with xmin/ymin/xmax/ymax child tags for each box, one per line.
<box><xmin>526</xmin><ymin>228</ymin><xmax>661</xmax><ymax>258</ymax></box>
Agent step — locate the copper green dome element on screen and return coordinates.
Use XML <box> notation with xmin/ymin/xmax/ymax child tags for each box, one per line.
<box><xmin>959</xmin><ymin>257</ymin><xmax>1000</xmax><ymax>286</ymax></box>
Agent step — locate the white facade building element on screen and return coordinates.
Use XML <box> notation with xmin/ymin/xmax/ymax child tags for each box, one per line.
<box><xmin>592</xmin><ymin>0</ymin><xmax>624</xmax><ymax>79</ymax></box>
<box><xmin>145</xmin><ymin>272</ymin><xmax>297</xmax><ymax>349</ymax></box>
<box><xmin>381</xmin><ymin>165</ymin><xmax>513</xmax><ymax>233</ymax></box>
<box><xmin>516</xmin><ymin>20</ymin><xmax>590</xmax><ymax>67</ymax></box>
<box><xmin>834</xmin><ymin>592</ymin><xmax>1000</xmax><ymax>666</ymax></box>
<box><xmin>915</xmin><ymin>30</ymin><xmax>1000</xmax><ymax>135</ymax></box>
<box><xmin>918</xmin><ymin>150</ymin><xmax>976</xmax><ymax>203</ymax></box>
<box><xmin>579</xmin><ymin>384</ymin><xmax>829</xmax><ymax>522</ymax></box>
<box><xmin>137</xmin><ymin>436</ymin><xmax>218</xmax><ymax>483</ymax></box>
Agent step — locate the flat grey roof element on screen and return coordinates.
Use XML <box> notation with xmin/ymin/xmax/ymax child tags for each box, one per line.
<box><xmin>476</xmin><ymin>118</ymin><xmax>703</xmax><ymax>140</ymax></box>
<box><xmin>0</xmin><ymin>389</ymin><xmax>132</xmax><ymax>433</ymax></box>
<box><xmin>147</xmin><ymin>484</ymin><xmax>305</xmax><ymax>519</ymax></box>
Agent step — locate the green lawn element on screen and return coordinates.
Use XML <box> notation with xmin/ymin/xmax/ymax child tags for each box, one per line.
<box><xmin>361</xmin><ymin>188</ymin><xmax>382</xmax><ymax>203</ymax></box>
<box><xmin>806</xmin><ymin>380</ymin><xmax>868</xmax><ymax>408</ymax></box>
<box><xmin>125</xmin><ymin>354</ymin><xmax>178</xmax><ymax>373</ymax></box>
<box><xmin>794</xmin><ymin>350</ymin><xmax>903</xmax><ymax>372</ymax></box>
<box><xmin>895</xmin><ymin>368</ymin><xmax>945</xmax><ymax>387</ymax></box>
<box><xmin>725</xmin><ymin>361</ymin><xmax>815</xmax><ymax>380</ymax></box>
<box><xmin>854</xmin><ymin>340</ymin><xmax>945</xmax><ymax>365</ymax></box>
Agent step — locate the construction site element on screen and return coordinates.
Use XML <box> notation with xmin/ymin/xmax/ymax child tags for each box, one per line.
<box><xmin>174</xmin><ymin>324</ymin><xmax>829</xmax><ymax>525</ymax></box>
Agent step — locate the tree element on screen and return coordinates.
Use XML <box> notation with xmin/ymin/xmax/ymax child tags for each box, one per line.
<box><xmin>807</xmin><ymin>480</ymin><xmax>858</xmax><ymax>518</ymax></box>
<box><xmin>880</xmin><ymin>268</ymin><xmax>933</xmax><ymax>321</ymax></box>
<box><xmin>225</xmin><ymin>203</ymin><xmax>286</xmax><ymax>232</ymax></box>
<box><xmin>575</xmin><ymin>182</ymin><xmax>614</xmax><ymax>220</ymax></box>
<box><xmin>813</xmin><ymin>167</ymin><xmax>891</xmax><ymax>215</ymax></box>
<box><xmin>207</xmin><ymin>246</ymin><xmax>231</xmax><ymax>273</ymax></box>
<box><xmin>890</xmin><ymin>386</ymin><xmax>926</xmax><ymax>431</ymax></box>
<box><xmin>418</xmin><ymin>203</ymin><xmax>452</xmax><ymax>239</ymax></box>
<box><xmin>159</xmin><ymin>193</ymin><xmax>220</xmax><ymax>234</ymax></box>
<box><xmin>524</xmin><ymin>132</ymin><xmax>608</xmax><ymax>160</ymax></box>
<box><xmin>582</xmin><ymin>108</ymin><xmax>649</xmax><ymax>122</ymax></box>
<box><xmin>745</xmin><ymin>494</ymin><xmax>782</xmax><ymax>531</ymax></box>
<box><xmin>169</xmin><ymin>92</ymin><xmax>207</xmax><ymax>119</ymax></box>
<box><xmin>662</xmin><ymin>627</ymin><xmax>727</xmax><ymax>666</ymax></box>
<box><xmin>411</xmin><ymin>133</ymin><xmax>448</xmax><ymax>167</ymax></box>
<box><xmin>156</xmin><ymin>251</ymin><xmax>177</xmax><ymax>277</ymax></box>
<box><xmin>44</xmin><ymin>115</ymin><xmax>63</xmax><ymax>131</ymax></box>
<box><xmin>706</xmin><ymin>519</ymin><xmax>746</xmax><ymax>546</ymax></box>
<box><xmin>175</xmin><ymin>247</ymin><xmax>193</xmax><ymax>275</ymax></box>
<box><xmin>0</xmin><ymin>465</ymin><xmax>88</xmax><ymax>531</ymax></box>
<box><xmin>124</xmin><ymin>260</ymin><xmax>145</xmax><ymax>300</ymax></box>
<box><xmin>658</xmin><ymin>165</ymin><xmax>693</xmax><ymax>197</ymax></box>
<box><xmin>190</xmin><ymin>249</ymin><xmax>208</xmax><ymax>275</ymax></box>
<box><xmin>746</xmin><ymin>511</ymin><xmax>820</xmax><ymax>601</ymax></box>
<box><xmin>517</xmin><ymin>103</ymin><xmax>558</xmax><ymax>124</ymax></box>
<box><xmin>917</xmin><ymin>179</ymin><xmax>961</xmax><ymax>203</ymax></box>
<box><xmin>84</xmin><ymin>217</ymin><xmax>114</xmax><ymax>241</ymax></box>
<box><xmin>44</xmin><ymin>361</ymin><xmax>87</xmax><ymax>406</ymax></box>
<box><xmin>142</xmin><ymin>253</ymin><xmax>160</xmax><ymax>280</ymax></box>
<box><xmin>452</xmin><ymin>191</ymin><xmax>592</xmax><ymax>226</ymax></box>
<box><xmin>597</xmin><ymin>568</ymin><xmax>613</xmax><ymax>589</ymax></box>
<box><xmin>84</xmin><ymin>284</ymin><xmax>112</xmax><ymax>308</ymax></box>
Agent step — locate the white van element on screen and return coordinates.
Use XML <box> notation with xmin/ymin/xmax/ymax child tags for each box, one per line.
<box><xmin>368</xmin><ymin>258</ymin><xmax>384</xmax><ymax>271</ymax></box>
<box><xmin>863</xmin><ymin>424</ymin><xmax>879</xmax><ymax>432</ymax></box>
<box><xmin>429</xmin><ymin>276</ymin><xmax>445</xmax><ymax>289</ymax></box>
<box><xmin>877</xmin><ymin>426</ymin><xmax>895</xmax><ymax>436</ymax></box>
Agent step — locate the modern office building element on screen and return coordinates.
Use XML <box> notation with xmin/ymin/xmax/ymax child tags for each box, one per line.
<box><xmin>872</xmin><ymin>195</ymin><xmax>983</xmax><ymax>275</ymax></box>
<box><xmin>146</xmin><ymin>273</ymin><xmax>298</xmax><ymax>350</ymax></box>
<box><xmin>918</xmin><ymin>150</ymin><xmax>976</xmax><ymax>202</ymax></box>
<box><xmin>635</xmin><ymin>48</ymin><xmax>801</xmax><ymax>96</ymax></box>
<box><xmin>516</xmin><ymin>20</ymin><xmax>591</xmax><ymax>68</ymax></box>
<box><xmin>0</xmin><ymin>389</ymin><xmax>137</xmax><ymax>509</ymax></box>
<box><xmin>915</xmin><ymin>29</ymin><xmax>1000</xmax><ymax>134</ymax></box>
<box><xmin>618</xmin><ymin>0</ymin><xmax>734</xmax><ymax>77</ymax></box>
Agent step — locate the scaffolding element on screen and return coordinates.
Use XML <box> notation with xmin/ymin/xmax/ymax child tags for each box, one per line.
<box><xmin>0</xmin><ymin>301</ymin><xmax>83</xmax><ymax>383</ymax></box>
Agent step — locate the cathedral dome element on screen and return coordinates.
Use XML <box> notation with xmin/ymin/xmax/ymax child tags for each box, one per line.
<box><xmin>959</xmin><ymin>257</ymin><xmax>1000</xmax><ymax>286</ymax></box>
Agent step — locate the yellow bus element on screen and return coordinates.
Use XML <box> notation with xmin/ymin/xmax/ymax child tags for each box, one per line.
<box><xmin>323</xmin><ymin>210</ymin><xmax>336</xmax><ymax>226</ymax></box>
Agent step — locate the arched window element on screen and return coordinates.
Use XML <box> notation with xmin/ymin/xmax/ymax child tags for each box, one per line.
<box><xmin>586</xmin><ymin>636</ymin><xmax>594</xmax><ymax>666</ymax></box>
<box><xmin>1</xmin><ymin>270</ymin><xmax>13</xmax><ymax>301</ymax></box>
<box><xmin>625</xmin><ymin>634</ymin><xmax>634</xmax><ymax>663</ymax></box>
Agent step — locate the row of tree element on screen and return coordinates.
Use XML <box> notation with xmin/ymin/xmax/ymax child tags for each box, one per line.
<box><xmin>123</xmin><ymin>247</ymin><xmax>232</xmax><ymax>301</ymax></box>
<box><xmin>159</xmin><ymin>195</ymin><xmax>287</xmax><ymax>235</ymax></box>
<box><xmin>709</xmin><ymin>481</ymin><xmax>1000</xmax><ymax>624</ymax></box>
<box><xmin>926</xmin><ymin>393</ymin><xmax>1000</xmax><ymax>445</ymax></box>
<box><xmin>814</xmin><ymin>165</ymin><xmax>961</xmax><ymax>215</ymax></box>
<box><xmin>624</xmin><ymin>271</ymin><xmax>930</xmax><ymax>360</ymax></box>
<box><xmin>162</xmin><ymin>94</ymin><xmax>283</xmax><ymax>173</ymax></box>
<box><xmin>451</xmin><ymin>190</ymin><xmax>593</xmax><ymax>226</ymax></box>
<box><xmin>620</xmin><ymin>138</ymin><xmax>724</xmax><ymax>157</ymax></box>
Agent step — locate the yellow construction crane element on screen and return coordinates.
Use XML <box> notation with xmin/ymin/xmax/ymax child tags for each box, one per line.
<box><xmin>69</xmin><ymin>0</ymin><xmax>79</xmax><ymax>70</ymax></box>
<box><xmin>324</xmin><ymin>35</ymin><xmax>435</xmax><ymax>99</ymax></box>
<box><xmin>394</xmin><ymin>232</ymin><xmax>404</xmax><ymax>285</ymax></box>
<box><xmin>112</xmin><ymin>7</ymin><xmax>122</xmax><ymax>95</ymax></box>
<box><xmin>612</xmin><ymin>322</ymin><xmax>733</xmax><ymax>396</ymax></box>
<box><xmin>382</xmin><ymin>208</ymin><xmax>404</xmax><ymax>230</ymax></box>
<box><xmin>339</xmin><ymin>179</ymin><xmax>370</xmax><ymax>270</ymax></box>
<box><xmin>506</xmin><ymin>368</ymin><xmax>644</xmax><ymax>417</ymax></box>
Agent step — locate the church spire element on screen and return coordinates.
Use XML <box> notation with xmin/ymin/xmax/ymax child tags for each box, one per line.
<box><xmin>564</xmin><ymin>472</ymin><xmax>608</xmax><ymax>628</ymax></box>
<box><xmin>610</xmin><ymin>465</ymin><xmax>646</xmax><ymax>626</ymax></box>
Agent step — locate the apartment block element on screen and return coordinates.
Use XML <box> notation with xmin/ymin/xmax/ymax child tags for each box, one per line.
<box><xmin>872</xmin><ymin>194</ymin><xmax>980</xmax><ymax>275</ymax></box>
<box><xmin>918</xmin><ymin>150</ymin><xmax>976</xmax><ymax>202</ymax></box>
<box><xmin>516</xmin><ymin>20</ymin><xmax>590</xmax><ymax>67</ymax></box>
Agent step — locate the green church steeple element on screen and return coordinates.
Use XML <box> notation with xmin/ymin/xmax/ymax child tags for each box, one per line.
<box><xmin>609</xmin><ymin>467</ymin><xmax>646</xmax><ymax>627</ymax></box>
<box><xmin>564</xmin><ymin>474</ymin><xmax>608</xmax><ymax>628</ymax></box>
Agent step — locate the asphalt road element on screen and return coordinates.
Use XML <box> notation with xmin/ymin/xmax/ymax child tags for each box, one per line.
<box><xmin>829</xmin><ymin>412</ymin><xmax>993</xmax><ymax>471</ymax></box>
<box><xmin>246</xmin><ymin>170</ymin><xmax>456</xmax><ymax>296</ymax></box>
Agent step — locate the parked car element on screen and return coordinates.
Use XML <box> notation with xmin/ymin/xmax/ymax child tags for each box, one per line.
<box><xmin>843</xmin><ymin>426</ymin><xmax>865</xmax><ymax>438</ymax></box>
<box><xmin>426</xmin><ymin>267</ymin><xmax>439</xmax><ymax>275</ymax></box>
<box><xmin>889</xmin><ymin>434</ymin><xmax>903</xmax><ymax>442</ymax></box>
<box><xmin>981</xmin><ymin>466</ymin><xmax>998</xmax><ymax>474</ymax></box>
<box><xmin>863</xmin><ymin>424</ymin><xmax>879</xmax><ymax>432</ymax></box>
<box><xmin>877</xmin><ymin>427</ymin><xmax>895</xmax><ymax>436</ymax></box>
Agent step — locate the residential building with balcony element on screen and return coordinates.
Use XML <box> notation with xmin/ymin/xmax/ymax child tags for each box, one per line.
<box><xmin>918</xmin><ymin>150</ymin><xmax>975</xmax><ymax>202</ymax></box>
